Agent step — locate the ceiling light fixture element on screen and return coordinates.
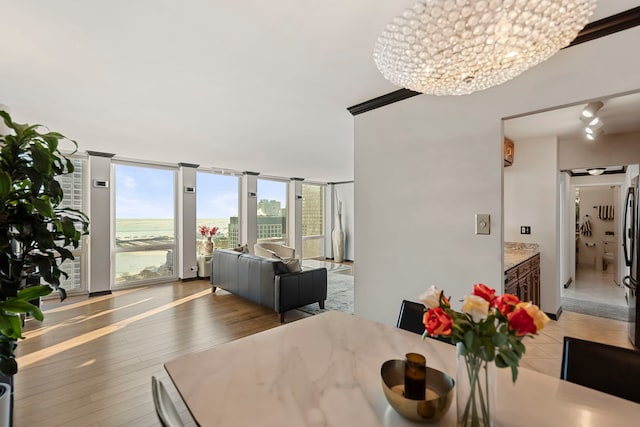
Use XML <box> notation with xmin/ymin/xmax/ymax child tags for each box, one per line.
<box><xmin>585</xmin><ymin>127</ymin><xmax>604</xmax><ymax>140</ymax></box>
<box><xmin>581</xmin><ymin>101</ymin><xmax>604</xmax><ymax>118</ymax></box>
<box><xmin>587</xmin><ymin>168</ymin><xmax>606</xmax><ymax>176</ymax></box>
<box><xmin>373</xmin><ymin>0</ymin><xmax>596</xmax><ymax>96</ymax></box>
<box><xmin>580</xmin><ymin>115</ymin><xmax>601</xmax><ymax>126</ymax></box>
<box><xmin>586</xmin><ymin>120</ymin><xmax>604</xmax><ymax>132</ymax></box>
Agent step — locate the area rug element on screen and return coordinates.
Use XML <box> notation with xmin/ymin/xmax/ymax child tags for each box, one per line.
<box><xmin>302</xmin><ymin>259</ymin><xmax>352</xmax><ymax>274</ymax></box>
<box><xmin>297</xmin><ymin>271</ymin><xmax>354</xmax><ymax>315</ymax></box>
<box><xmin>561</xmin><ymin>296</ymin><xmax>630</xmax><ymax>322</ymax></box>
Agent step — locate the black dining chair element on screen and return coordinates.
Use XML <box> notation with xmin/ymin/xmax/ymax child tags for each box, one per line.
<box><xmin>396</xmin><ymin>300</ymin><xmax>454</xmax><ymax>345</ymax></box>
<box><xmin>560</xmin><ymin>336</ymin><xmax>640</xmax><ymax>403</ymax></box>
<box><xmin>397</xmin><ymin>300</ymin><xmax>426</xmax><ymax>334</ymax></box>
<box><xmin>151</xmin><ymin>376</ymin><xmax>185</xmax><ymax>427</ymax></box>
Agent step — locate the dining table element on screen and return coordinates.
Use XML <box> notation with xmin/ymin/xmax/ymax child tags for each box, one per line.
<box><xmin>164</xmin><ymin>310</ymin><xmax>639</xmax><ymax>426</ymax></box>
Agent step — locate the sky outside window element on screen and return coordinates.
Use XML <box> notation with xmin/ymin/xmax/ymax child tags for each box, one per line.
<box><xmin>257</xmin><ymin>179</ymin><xmax>287</xmax><ymax>206</ymax></box>
<box><xmin>115</xmin><ymin>164</ymin><xmax>175</xmax><ymax>219</ymax></box>
<box><xmin>196</xmin><ymin>173</ymin><xmax>239</xmax><ymax>219</ymax></box>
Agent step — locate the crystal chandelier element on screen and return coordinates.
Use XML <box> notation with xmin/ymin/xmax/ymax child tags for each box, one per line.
<box><xmin>373</xmin><ymin>0</ymin><xmax>597</xmax><ymax>96</ymax></box>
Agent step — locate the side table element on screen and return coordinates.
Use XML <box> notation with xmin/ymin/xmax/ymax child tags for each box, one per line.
<box><xmin>197</xmin><ymin>255</ymin><xmax>213</xmax><ymax>278</ymax></box>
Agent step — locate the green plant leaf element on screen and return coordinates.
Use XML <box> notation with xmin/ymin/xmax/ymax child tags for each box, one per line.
<box><xmin>0</xmin><ymin>315</ymin><xmax>17</xmax><ymax>338</ymax></box>
<box><xmin>31</xmin><ymin>143</ymin><xmax>52</xmax><ymax>174</ymax></box>
<box><xmin>510</xmin><ymin>365</ymin><xmax>518</xmax><ymax>383</ymax></box>
<box><xmin>0</xmin><ymin>171</ymin><xmax>11</xmax><ymax>198</ymax></box>
<box><xmin>495</xmin><ymin>353</ymin><xmax>508</xmax><ymax>368</ymax></box>
<box><xmin>33</xmin><ymin>197</ymin><xmax>54</xmax><ymax>217</ymax></box>
<box><xmin>43</xmin><ymin>135</ymin><xmax>59</xmax><ymax>152</ymax></box>
<box><xmin>16</xmin><ymin>285</ymin><xmax>52</xmax><ymax>301</ymax></box>
<box><xmin>0</xmin><ymin>298</ymin><xmax>42</xmax><ymax>317</ymax></box>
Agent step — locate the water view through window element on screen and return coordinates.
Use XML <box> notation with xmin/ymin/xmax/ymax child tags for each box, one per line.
<box><xmin>114</xmin><ymin>164</ymin><xmax>176</xmax><ymax>285</ymax></box>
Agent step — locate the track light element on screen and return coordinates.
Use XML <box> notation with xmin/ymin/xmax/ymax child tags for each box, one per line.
<box><xmin>587</xmin><ymin>168</ymin><xmax>606</xmax><ymax>176</ymax></box>
<box><xmin>585</xmin><ymin>127</ymin><xmax>604</xmax><ymax>140</ymax></box>
<box><xmin>586</xmin><ymin>120</ymin><xmax>604</xmax><ymax>133</ymax></box>
<box><xmin>580</xmin><ymin>115</ymin><xmax>601</xmax><ymax>126</ymax></box>
<box><xmin>581</xmin><ymin>101</ymin><xmax>603</xmax><ymax>118</ymax></box>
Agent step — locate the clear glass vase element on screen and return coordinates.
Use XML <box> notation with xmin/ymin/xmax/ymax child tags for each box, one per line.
<box><xmin>456</xmin><ymin>342</ymin><xmax>496</xmax><ymax>427</ymax></box>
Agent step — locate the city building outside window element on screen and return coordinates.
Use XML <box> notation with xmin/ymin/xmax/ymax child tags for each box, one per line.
<box><xmin>302</xmin><ymin>183</ymin><xmax>325</xmax><ymax>259</ymax></box>
<box><xmin>256</xmin><ymin>179</ymin><xmax>287</xmax><ymax>244</ymax></box>
<box><xmin>54</xmin><ymin>157</ymin><xmax>87</xmax><ymax>293</ymax></box>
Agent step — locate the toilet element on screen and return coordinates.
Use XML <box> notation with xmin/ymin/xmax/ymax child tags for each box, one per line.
<box><xmin>602</xmin><ymin>240</ymin><xmax>616</xmax><ymax>272</ymax></box>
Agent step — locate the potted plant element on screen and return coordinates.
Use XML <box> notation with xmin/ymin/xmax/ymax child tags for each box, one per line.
<box><xmin>0</xmin><ymin>110</ymin><xmax>89</xmax><ymax>425</ymax></box>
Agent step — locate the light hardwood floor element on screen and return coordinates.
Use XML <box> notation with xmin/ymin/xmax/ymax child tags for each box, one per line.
<box><xmin>15</xmin><ymin>279</ymin><xmax>634</xmax><ymax>426</ymax></box>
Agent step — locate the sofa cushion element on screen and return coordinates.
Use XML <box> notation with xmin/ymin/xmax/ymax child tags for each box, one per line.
<box><xmin>274</xmin><ymin>255</ymin><xmax>302</xmax><ymax>273</ymax></box>
<box><xmin>281</xmin><ymin>258</ymin><xmax>302</xmax><ymax>273</ymax></box>
<box><xmin>231</xmin><ymin>244</ymin><xmax>250</xmax><ymax>253</ymax></box>
<box><xmin>273</xmin><ymin>261</ymin><xmax>290</xmax><ymax>275</ymax></box>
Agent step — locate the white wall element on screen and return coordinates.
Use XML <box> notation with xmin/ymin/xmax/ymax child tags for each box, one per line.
<box><xmin>88</xmin><ymin>153</ymin><xmax>113</xmax><ymax>294</ymax></box>
<box><xmin>560</xmin><ymin>173</ymin><xmax>571</xmax><ymax>287</ymax></box>
<box><xmin>354</xmin><ymin>25</ymin><xmax>640</xmax><ymax>325</ymax></box>
<box><xmin>559</xmin><ymin>131</ymin><xmax>640</xmax><ymax>170</ymax></box>
<box><xmin>335</xmin><ymin>183</ymin><xmax>354</xmax><ymax>261</ymax></box>
<box><xmin>178</xmin><ymin>165</ymin><xmax>198</xmax><ymax>279</ymax></box>
<box><xmin>504</xmin><ymin>137</ymin><xmax>559</xmax><ymax>312</ymax></box>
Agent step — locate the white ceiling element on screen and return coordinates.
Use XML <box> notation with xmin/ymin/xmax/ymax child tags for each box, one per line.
<box><xmin>1</xmin><ymin>1</ymin><xmax>638</xmax><ymax>182</ymax></box>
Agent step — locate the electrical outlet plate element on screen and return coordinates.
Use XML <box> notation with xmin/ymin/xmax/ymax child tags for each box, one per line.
<box><xmin>475</xmin><ymin>214</ymin><xmax>490</xmax><ymax>235</ymax></box>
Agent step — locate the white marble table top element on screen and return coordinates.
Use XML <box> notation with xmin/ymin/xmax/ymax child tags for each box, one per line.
<box><xmin>165</xmin><ymin>311</ymin><xmax>639</xmax><ymax>426</ymax></box>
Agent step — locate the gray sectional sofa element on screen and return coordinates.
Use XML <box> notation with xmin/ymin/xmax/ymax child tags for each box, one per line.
<box><xmin>210</xmin><ymin>249</ymin><xmax>327</xmax><ymax>322</ymax></box>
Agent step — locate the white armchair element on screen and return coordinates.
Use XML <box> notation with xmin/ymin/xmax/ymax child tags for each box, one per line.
<box><xmin>254</xmin><ymin>242</ymin><xmax>295</xmax><ymax>259</ymax></box>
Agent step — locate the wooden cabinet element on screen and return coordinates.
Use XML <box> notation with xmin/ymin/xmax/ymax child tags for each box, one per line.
<box><xmin>504</xmin><ymin>254</ymin><xmax>540</xmax><ymax>306</ymax></box>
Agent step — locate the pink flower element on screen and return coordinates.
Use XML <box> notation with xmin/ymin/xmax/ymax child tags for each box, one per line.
<box><xmin>198</xmin><ymin>225</ymin><xmax>219</xmax><ymax>238</ymax></box>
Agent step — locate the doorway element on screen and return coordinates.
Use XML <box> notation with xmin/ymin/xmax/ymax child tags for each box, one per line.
<box><xmin>503</xmin><ymin>90</ymin><xmax>640</xmax><ymax>324</ymax></box>
<box><xmin>561</xmin><ymin>182</ymin><xmax>627</xmax><ymax>320</ymax></box>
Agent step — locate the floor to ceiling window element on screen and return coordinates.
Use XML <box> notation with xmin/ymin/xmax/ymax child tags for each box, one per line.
<box><xmin>54</xmin><ymin>157</ymin><xmax>88</xmax><ymax>294</ymax></box>
<box><xmin>113</xmin><ymin>163</ymin><xmax>177</xmax><ymax>286</ymax></box>
<box><xmin>196</xmin><ymin>172</ymin><xmax>239</xmax><ymax>251</ymax></box>
<box><xmin>256</xmin><ymin>179</ymin><xmax>287</xmax><ymax>244</ymax></box>
<box><xmin>302</xmin><ymin>183</ymin><xmax>325</xmax><ymax>259</ymax></box>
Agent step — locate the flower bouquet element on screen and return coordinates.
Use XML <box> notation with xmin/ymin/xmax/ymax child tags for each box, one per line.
<box><xmin>198</xmin><ymin>225</ymin><xmax>219</xmax><ymax>239</ymax></box>
<box><xmin>420</xmin><ymin>284</ymin><xmax>549</xmax><ymax>427</ymax></box>
<box><xmin>198</xmin><ymin>225</ymin><xmax>219</xmax><ymax>255</ymax></box>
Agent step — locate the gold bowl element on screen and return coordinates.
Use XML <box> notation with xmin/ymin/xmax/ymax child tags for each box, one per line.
<box><xmin>380</xmin><ymin>359</ymin><xmax>455</xmax><ymax>423</ymax></box>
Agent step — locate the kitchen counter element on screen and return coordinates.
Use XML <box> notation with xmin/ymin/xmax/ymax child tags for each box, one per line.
<box><xmin>504</xmin><ymin>242</ymin><xmax>540</xmax><ymax>271</ymax></box>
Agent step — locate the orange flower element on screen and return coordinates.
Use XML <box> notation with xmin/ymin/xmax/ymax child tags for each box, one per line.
<box><xmin>472</xmin><ymin>283</ymin><xmax>497</xmax><ymax>305</ymax></box>
<box><xmin>423</xmin><ymin>307</ymin><xmax>453</xmax><ymax>336</ymax></box>
<box><xmin>495</xmin><ymin>293</ymin><xmax>520</xmax><ymax>316</ymax></box>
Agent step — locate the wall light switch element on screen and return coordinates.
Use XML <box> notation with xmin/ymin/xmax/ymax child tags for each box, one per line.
<box><xmin>475</xmin><ymin>214</ymin><xmax>490</xmax><ymax>235</ymax></box>
<box><xmin>520</xmin><ymin>226</ymin><xmax>531</xmax><ymax>234</ymax></box>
